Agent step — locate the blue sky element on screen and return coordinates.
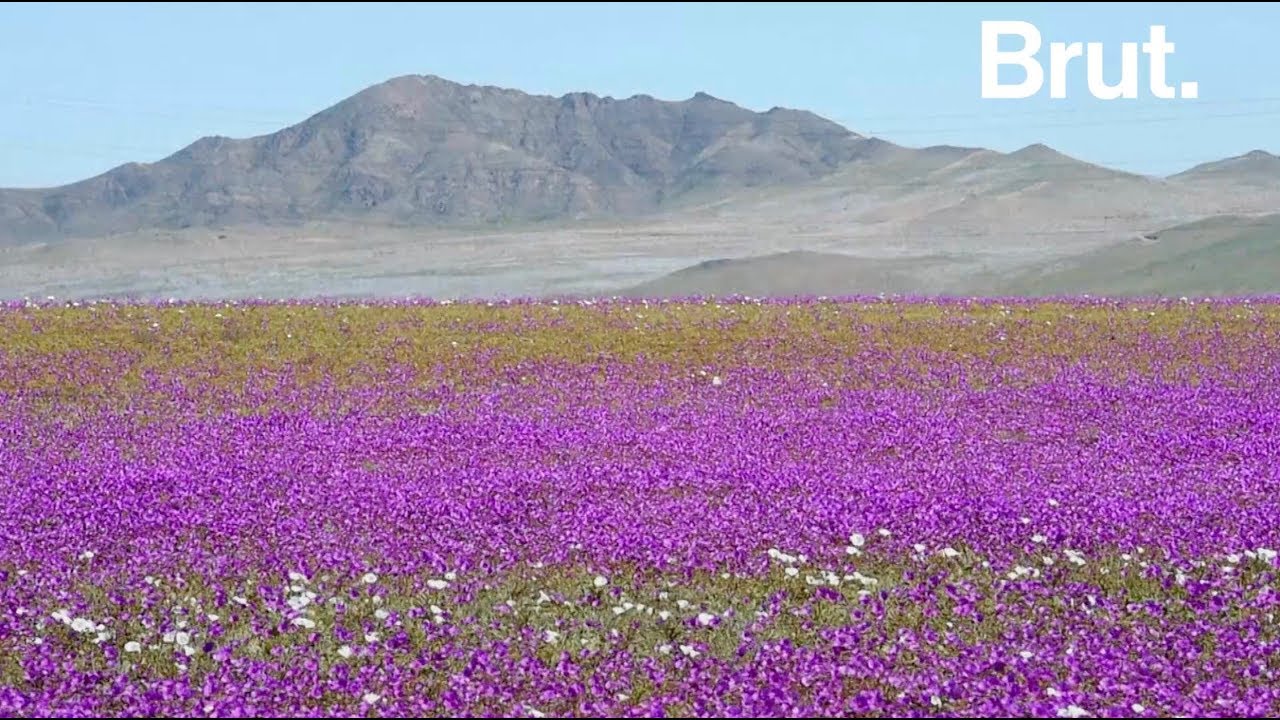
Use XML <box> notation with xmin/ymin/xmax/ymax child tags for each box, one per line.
<box><xmin>0</xmin><ymin>2</ymin><xmax>1275</xmax><ymax>187</ymax></box>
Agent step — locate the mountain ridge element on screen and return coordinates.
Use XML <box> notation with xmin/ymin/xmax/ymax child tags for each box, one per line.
<box><xmin>0</xmin><ymin>74</ymin><xmax>887</xmax><ymax>242</ymax></box>
<box><xmin>4</xmin><ymin>73</ymin><xmax>1274</xmax><ymax>245</ymax></box>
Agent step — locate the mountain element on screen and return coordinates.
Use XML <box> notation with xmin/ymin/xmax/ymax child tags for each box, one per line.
<box><xmin>0</xmin><ymin>75</ymin><xmax>884</xmax><ymax>243</ymax></box>
<box><xmin>645</xmin><ymin>138</ymin><xmax>1276</xmax><ymax>266</ymax></box>
<box><xmin>2</xmin><ymin>73</ymin><xmax>1280</xmax><ymax>300</ymax></box>
<box><xmin>1170</xmin><ymin>150</ymin><xmax>1280</xmax><ymax>187</ymax></box>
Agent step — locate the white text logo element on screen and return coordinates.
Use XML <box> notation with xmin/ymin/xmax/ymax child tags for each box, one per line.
<box><xmin>981</xmin><ymin>21</ymin><xmax>1199</xmax><ymax>100</ymax></box>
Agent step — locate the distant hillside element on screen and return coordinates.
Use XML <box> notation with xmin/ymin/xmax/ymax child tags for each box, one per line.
<box><xmin>621</xmin><ymin>214</ymin><xmax>1280</xmax><ymax>299</ymax></box>
<box><xmin>997</xmin><ymin>214</ymin><xmax>1280</xmax><ymax>297</ymax></box>
<box><xmin>621</xmin><ymin>250</ymin><xmax>963</xmax><ymax>297</ymax></box>
<box><xmin>1170</xmin><ymin>150</ymin><xmax>1280</xmax><ymax>186</ymax></box>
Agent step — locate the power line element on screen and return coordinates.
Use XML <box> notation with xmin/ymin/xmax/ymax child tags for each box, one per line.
<box><xmin>4</xmin><ymin>94</ymin><xmax>302</xmax><ymax>128</ymax></box>
<box><xmin>865</xmin><ymin>109</ymin><xmax>1280</xmax><ymax>137</ymax></box>
<box><xmin>834</xmin><ymin>94</ymin><xmax>1280</xmax><ymax>126</ymax></box>
<box><xmin>0</xmin><ymin>96</ymin><xmax>1277</xmax><ymax>187</ymax></box>
<box><xmin>0</xmin><ymin>128</ymin><xmax>1273</xmax><ymax>176</ymax></box>
<box><xmin>9</xmin><ymin>89</ymin><xmax>1280</xmax><ymax>133</ymax></box>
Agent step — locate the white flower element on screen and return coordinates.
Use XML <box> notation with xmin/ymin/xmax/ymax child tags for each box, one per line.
<box><xmin>70</xmin><ymin>618</ymin><xmax>96</xmax><ymax>634</ymax></box>
<box><xmin>696</xmin><ymin>612</ymin><xmax>717</xmax><ymax>626</ymax></box>
<box><xmin>1047</xmin><ymin>498</ymin><xmax>1061</xmax><ymax>507</ymax></box>
<box><xmin>877</xmin><ymin>528</ymin><xmax>891</xmax><ymax>537</ymax></box>
<box><xmin>1046</xmin><ymin>687</ymin><xmax>1063</xmax><ymax>697</ymax></box>
<box><xmin>537</xmin><ymin>591</ymin><xmax>552</xmax><ymax>604</ymax></box>
<box><xmin>1007</xmin><ymin>565</ymin><xmax>1035</xmax><ymax>580</ymax></box>
<box><xmin>525</xmin><ymin>708</ymin><xmax>546</xmax><ymax>718</ymax></box>
<box><xmin>78</xmin><ymin>550</ymin><xmax>96</xmax><ymax>561</ymax></box>
<box><xmin>676</xmin><ymin>599</ymin><xmax>691</xmax><ymax>610</ymax></box>
<box><xmin>1056</xmin><ymin>705</ymin><xmax>1088</xmax><ymax>718</ymax></box>
<box><xmin>657</xmin><ymin>644</ymin><xmax>672</xmax><ymax>655</ymax></box>
<box><xmin>913</xmin><ymin>543</ymin><xmax>927</xmax><ymax>554</ymax></box>
<box><xmin>232</xmin><ymin>596</ymin><xmax>248</xmax><ymax>606</ymax></box>
<box><xmin>337</xmin><ymin>645</ymin><xmax>354</xmax><ymax>659</ymax></box>
<box><xmin>1131</xmin><ymin>704</ymin><xmax>1146</xmax><ymax>714</ymax></box>
<box><xmin>207</xmin><ymin>614</ymin><xmax>219</xmax><ymax>622</ymax></box>
<box><xmin>51</xmin><ymin>609</ymin><xmax>72</xmax><ymax>625</ymax></box>
<box><xmin>784</xmin><ymin>567</ymin><xmax>799</xmax><ymax>577</ymax></box>
<box><xmin>711</xmin><ymin>376</ymin><xmax>723</xmax><ymax>386</ymax></box>
<box><xmin>374</xmin><ymin>609</ymin><xmax>390</xmax><ymax>620</ymax></box>
<box><xmin>938</xmin><ymin>547</ymin><xmax>960</xmax><ymax>559</ymax></box>
<box><xmin>1226</xmin><ymin>554</ymin><xmax>1241</xmax><ymax>564</ymax></box>
<box><xmin>931</xmin><ymin>696</ymin><xmax>942</xmax><ymax>707</ymax></box>
<box><xmin>291</xmin><ymin>618</ymin><xmax>316</xmax><ymax>629</ymax></box>
<box><xmin>658</xmin><ymin>610</ymin><xmax>672</xmax><ymax>621</ymax></box>
<box><xmin>850</xmin><ymin>533</ymin><xmax>866</xmax><ymax>548</ymax></box>
<box><xmin>1031</xmin><ymin>534</ymin><xmax>1047</xmax><ymax>544</ymax></box>
<box><xmin>174</xmin><ymin>631</ymin><xmax>192</xmax><ymax>646</ymax></box>
<box><xmin>362</xmin><ymin>572</ymin><xmax>379</xmax><ymax>585</ymax></box>
<box><xmin>1258</xmin><ymin>548</ymin><xmax>1278</xmax><ymax>562</ymax></box>
<box><xmin>427</xmin><ymin>579</ymin><xmax>450</xmax><ymax>590</ymax></box>
<box><xmin>287</xmin><ymin>595</ymin><xmax>312</xmax><ymax>611</ymax></box>
<box><xmin>768</xmin><ymin>548</ymin><xmax>799</xmax><ymax>564</ymax></box>
<box><xmin>429</xmin><ymin>605</ymin><xmax>443</xmax><ymax>615</ymax></box>
<box><xmin>288</xmin><ymin>571</ymin><xmax>307</xmax><ymax>583</ymax></box>
<box><xmin>362</xmin><ymin>693</ymin><xmax>381</xmax><ymax>705</ymax></box>
<box><xmin>364</xmin><ymin>632</ymin><xmax>380</xmax><ymax>643</ymax></box>
<box><xmin>124</xmin><ymin>641</ymin><xmax>142</xmax><ymax>653</ymax></box>
<box><xmin>1019</xmin><ymin>650</ymin><xmax>1034</xmax><ymax>660</ymax></box>
<box><xmin>544</xmin><ymin>630</ymin><xmax>561</xmax><ymax>644</ymax></box>
<box><xmin>679</xmin><ymin>644</ymin><xmax>700</xmax><ymax>658</ymax></box>
<box><xmin>444</xmin><ymin>571</ymin><xmax>457</xmax><ymax>581</ymax></box>
<box><xmin>852</xmin><ymin>572</ymin><xmax>878</xmax><ymax>587</ymax></box>
<box><xmin>593</xmin><ymin>575</ymin><xmax>608</xmax><ymax>588</ymax></box>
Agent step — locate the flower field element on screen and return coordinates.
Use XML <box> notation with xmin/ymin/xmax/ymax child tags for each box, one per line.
<box><xmin>2</xmin><ymin>297</ymin><xmax>1280</xmax><ymax>717</ymax></box>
